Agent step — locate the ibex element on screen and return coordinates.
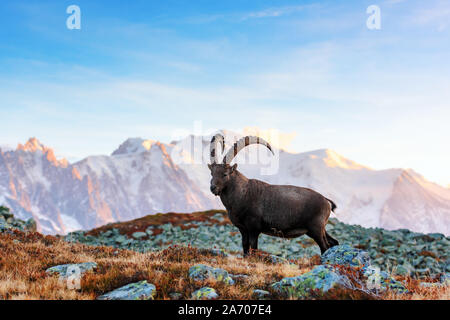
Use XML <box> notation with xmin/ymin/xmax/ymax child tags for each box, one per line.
<box><xmin>208</xmin><ymin>134</ymin><xmax>339</xmax><ymax>256</ymax></box>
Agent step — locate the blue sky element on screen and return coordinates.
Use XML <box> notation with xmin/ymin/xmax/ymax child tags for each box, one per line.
<box><xmin>0</xmin><ymin>0</ymin><xmax>449</xmax><ymax>186</ymax></box>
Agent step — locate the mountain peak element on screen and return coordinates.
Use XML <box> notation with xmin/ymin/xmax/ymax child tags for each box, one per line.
<box><xmin>15</xmin><ymin>138</ymin><xmax>68</xmax><ymax>167</ymax></box>
<box><xmin>302</xmin><ymin>148</ymin><xmax>368</xmax><ymax>170</ymax></box>
<box><xmin>111</xmin><ymin>138</ymin><xmax>159</xmax><ymax>156</ymax></box>
<box><xmin>17</xmin><ymin>137</ymin><xmax>48</xmax><ymax>153</ymax></box>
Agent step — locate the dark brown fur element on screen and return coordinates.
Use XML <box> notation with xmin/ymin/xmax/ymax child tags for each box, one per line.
<box><xmin>208</xmin><ymin>163</ymin><xmax>339</xmax><ymax>255</ymax></box>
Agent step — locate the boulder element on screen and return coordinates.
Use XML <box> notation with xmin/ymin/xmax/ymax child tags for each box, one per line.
<box><xmin>268</xmin><ymin>254</ymin><xmax>289</xmax><ymax>264</ymax></box>
<box><xmin>199</xmin><ymin>248</ymin><xmax>229</xmax><ymax>257</ymax></box>
<box><xmin>188</xmin><ymin>264</ymin><xmax>234</xmax><ymax>285</ymax></box>
<box><xmin>419</xmin><ymin>282</ymin><xmax>444</xmax><ymax>288</ymax></box>
<box><xmin>191</xmin><ymin>287</ymin><xmax>218</xmax><ymax>300</ymax></box>
<box><xmin>46</xmin><ymin>262</ymin><xmax>97</xmax><ymax>279</ymax></box>
<box><xmin>211</xmin><ymin>213</ymin><xmax>225</xmax><ymax>222</ymax></box>
<box><xmin>97</xmin><ymin>280</ymin><xmax>156</xmax><ymax>300</ymax></box>
<box><xmin>169</xmin><ymin>292</ymin><xmax>183</xmax><ymax>300</ymax></box>
<box><xmin>440</xmin><ymin>274</ymin><xmax>449</xmax><ymax>286</ymax></box>
<box><xmin>321</xmin><ymin>245</ymin><xmax>370</xmax><ymax>267</ymax></box>
<box><xmin>132</xmin><ymin>232</ymin><xmax>147</xmax><ymax>239</ymax></box>
<box><xmin>0</xmin><ymin>220</ymin><xmax>11</xmax><ymax>232</ymax></box>
<box><xmin>362</xmin><ymin>266</ymin><xmax>408</xmax><ymax>294</ymax></box>
<box><xmin>1</xmin><ymin>211</ymin><xmax>14</xmax><ymax>220</ymax></box>
<box><xmin>271</xmin><ymin>265</ymin><xmax>352</xmax><ymax>298</ymax></box>
<box><xmin>25</xmin><ymin>218</ymin><xmax>37</xmax><ymax>232</ymax></box>
<box><xmin>115</xmin><ymin>235</ymin><xmax>127</xmax><ymax>244</ymax></box>
<box><xmin>253</xmin><ymin>289</ymin><xmax>270</xmax><ymax>299</ymax></box>
<box><xmin>394</xmin><ymin>263</ymin><xmax>414</xmax><ymax>276</ymax></box>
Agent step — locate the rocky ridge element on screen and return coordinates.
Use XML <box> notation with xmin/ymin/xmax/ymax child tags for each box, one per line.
<box><xmin>62</xmin><ymin>210</ymin><xmax>449</xmax><ymax>280</ymax></box>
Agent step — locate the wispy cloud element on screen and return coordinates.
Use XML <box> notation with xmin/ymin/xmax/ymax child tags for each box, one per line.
<box><xmin>179</xmin><ymin>4</ymin><xmax>318</xmax><ymax>24</ymax></box>
<box><xmin>241</xmin><ymin>4</ymin><xmax>315</xmax><ymax>20</ymax></box>
<box><xmin>412</xmin><ymin>0</ymin><xmax>450</xmax><ymax>31</ymax></box>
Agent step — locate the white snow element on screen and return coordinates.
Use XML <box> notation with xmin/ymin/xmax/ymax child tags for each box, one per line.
<box><xmin>111</xmin><ymin>138</ymin><xmax>157</xmax><ymax>156</ymax></box>
<box><xmin>60</xmin><ymin>214</ymin><xmax>83</xmax><ymax>233</ymax></box>
<box><xmin>2</xmin><ymin>133</ymin><xmax>450</xmax><ymax>235</ymax></box>
<box><xmin>0</xmin><ymin>144</ymin><xmax>14</xmax><ymax>152</ymax></box>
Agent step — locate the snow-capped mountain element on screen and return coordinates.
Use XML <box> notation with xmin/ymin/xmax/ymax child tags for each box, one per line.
<box><xmin>0</xmin><ymin>132</ymin><xmax>449</xmax><ymax>236</ymax></box>
<box><xmin>0</xmin><ymin>137</ymin><xmax>216</xmax><ymax>234</ymax></box>
<box><xmin>171</xmin><ymin>131</ymin><xmax>450</xmax><ymax>236</ymax></box>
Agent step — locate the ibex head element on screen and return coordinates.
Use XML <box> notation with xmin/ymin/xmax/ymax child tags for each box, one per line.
<box><xmin>208</xmin><ymin>134</ymin><xmax>274</xmax><ymax>196</ymax></box>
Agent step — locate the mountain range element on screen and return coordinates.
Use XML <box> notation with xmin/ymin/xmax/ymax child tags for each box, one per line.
<box><xmin>0</xmin><ymin>131</ymin><xmax>449</xmax><ymax>235</ymax></box>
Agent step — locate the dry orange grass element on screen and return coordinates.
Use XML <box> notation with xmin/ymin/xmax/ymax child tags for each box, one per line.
<box><xmin>0</xmin><ymin>229</ymin><xmax>447</xmax><ymax>300</ymax></box>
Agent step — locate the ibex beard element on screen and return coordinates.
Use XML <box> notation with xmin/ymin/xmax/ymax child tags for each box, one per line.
<box><xmin>208</xmin><ymin>134</ymin><xmax>339</xmax><ymax>256</ymax></box>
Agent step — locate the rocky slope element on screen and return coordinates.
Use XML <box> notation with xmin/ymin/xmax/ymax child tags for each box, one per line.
<box><xmin>0</xmin><ymin>208</ymin><xmax>448</xmax><ymax>300</ymax></box>
<box><xmin>1</xmin><ymin>132</ymin><xmax>449</xmax><ymax>235</ymax></box>
<box><xmin>61</xmin><ymin>210</ymin><xmax>450</xmax><ymax>279</ymax></box>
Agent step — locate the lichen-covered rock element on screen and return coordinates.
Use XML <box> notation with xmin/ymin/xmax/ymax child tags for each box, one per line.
<box><xmin>0</xmin><ymin>220</ymin><xmax>11</xmax><ymax>232</ymax></box>
<box><xmin>97</xmin><ymin>281</ymin><xmax>156</xmax><ymax>300</ymax></box>
<box><xmin>0</xmin><ymin>207</ymin><xmax>14</xmax><ymax>220</ymax></box>
<box><xmin>253</xmin><ymin>289</ymin><xmax>270</xmax><ymax>299</ymax></box>
<box><xmin>169</xmin><ymin>292</ymin><xmax>183</xmax><ymax>300</ymax></box>
<box><xmin>199</xmin><ymin>248</ymin><xmax>229</xmax><ymax>257</ymax></box>
<box><xmin>46</xmin><ymin>262</ymin><xmax>97</xmax><ymax>279</ymax></box>
<box><xmin>271</xmin><ymin>265</ymin><xmax>352</xmax><ymax>298</ymax></box>
<box><xmin>188</xmin><ymin>264</ymin><xmax>234</xmax><ymax>285</ymax></box>
<box><xmin>440</xmin><ymin>273</ymin><xmax>449</xmax><ymax>285</ymax></box>
<box><xmin>394</xmin><ymin>263</ymin><xmax>414</xmax><ymax>276</ymax></box>
<box><xmin>208</xmin><ymin>248</ymin><xmax>229</xmax><ymax>257</ymax></box>
<box><xmin>321</xmin><ymin>245</ymin><xmax>370</xmax><ymax>267</ymax></box>
<box><xmin>25</xmin><ymin>218</ymin><xmax>37</xmax><ymax>232</ymax></box>
<box><xmin>211</xmin><ymin>213</ymin><xmax>225</xmax><ymax>222</ymax></box>
<box><xmin>191</xmin><ymin>287</ymin><xmax>218</xmax><ymax>300</ymax></box>
<box><xmin>132</xmin><ymin>232</ymin><xmax>147</xmax><ymax>239</ymax></box>
<box><xmin>268</xmin><ymin>254</ymin><xmax>289</xmax><ymax>264</ymax></box>
<box><xmin>419</xmin><ymin>282</ymin><xmax>444</xmax><ymax>288</ymax></box>
<box><xmin>362</xmin><ymin>266</ymin><xmax>408</xmax><ymax>294</ymax></box>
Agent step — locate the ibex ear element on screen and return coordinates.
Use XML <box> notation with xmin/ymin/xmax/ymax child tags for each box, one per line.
<box><xmin>231</xmin><ymin>163</ymin><xmax>237</xmax><ymax>173</ymax></box>
<box><xmin>208</xmin><ymin>164</ymin><xmax>212</xmax><ymax>171</ymax></box>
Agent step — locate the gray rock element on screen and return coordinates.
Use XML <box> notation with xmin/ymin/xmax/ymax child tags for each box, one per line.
<box><xmin>97</xmin><ymin>281</ymin><xmax>156</xmax><ymax>300</ymax></box>
<box><xmin>169</xmin><ymin>292</ymin><xmax>183</xmax><ymax>300</ymax></box>
<box><xmin>132</xmin><ymin>232</ymin><xmax>147</xmax><ymax>239</ymax></box>
<box><xmin>271</xmin><ymin>265</ymin><xmax>352</xmax><ymax>298</ymax></box>
<box><xmin>362</xmin><ymin>266</ymin><xmax>408</xmax><ymax>294</ymax></box>
<box><xmin>191</xmin><ymin>287</ymin><xmax>218</xmax><ymax>300</ymax></box>
<box><xmin>253</xmin><ymin>289</ymin><xmax>270</xmax><ymax>299</ymax></box>
<box><xmin>321</xmin><ymin>245</ymin><xmax>370</xmax><ymax>267</ymax></box>
<box><xmin>46</xmin><ymin>262</ymin><xmax>97</xmax><ymax>279</ymax></box>
<box><xmin>188</xmin><ymin>264</ymin><xmax>234</xmax><ymax>285</ymax></box>
<box><xmin>440</xmin><ymin>273</ymin><xmax>449</xmax><ymax>285</ymax></box>
<box><xmin>419</xmin><ymin>282</ymin><xmax>444</xmax><ymax>288</ymax></box>
<box><xmin>427</xmin><ymin>233</ymin><xmax>445</xmax><ymax>241</ymax></box>
<box><xmin>115</xmin><ymin>235</ymin><xmax>127</xmax><ymax>243</ymax></box>
<box><xmin>199</xmin><ymin>248</ymin><xmax>229</xmax><ymax>257</ymax></box>
<box><xmin>0</xmin><ymin>220</ymin><xmax>11</xmax><ymax>231</ymax></box>
<box><xmin>268</xmin><ymin>254</ymin><xmax>289</xmax><ymax>264</ymax></box>
<box><xmin>395</xmin><ymin>263</ymin><xmax>414</xmax><ymax>276</ymax></box>
<box><xmin>1</xmin><ymin>212</ymin><xmax>14</xmax><ymax>220</ymax></box>
<box><xmin>25</xmin><ymin>218</ymin><xmax>37</xmax><ymax>232</ymax></box>
<box><xmin>211</xmin><ymin>213</ymin><xmax>225</xmax><ymax>221</ymax></box>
